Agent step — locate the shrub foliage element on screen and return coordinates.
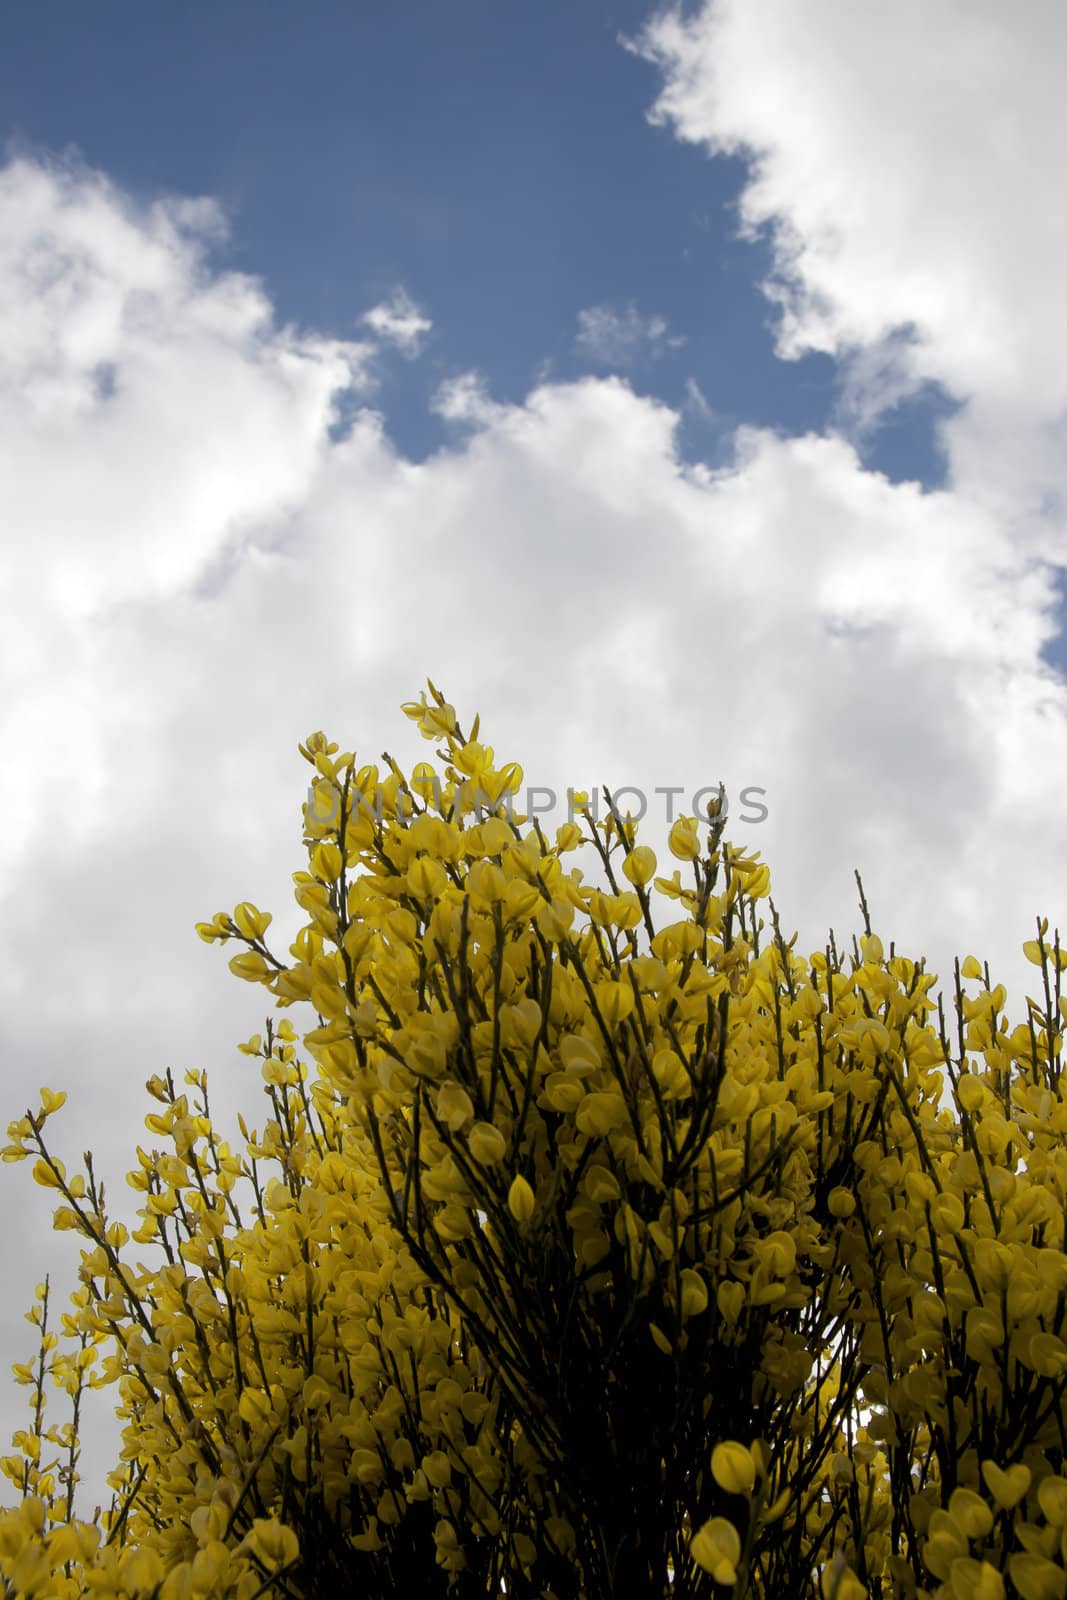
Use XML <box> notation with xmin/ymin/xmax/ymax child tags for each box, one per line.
<box><xmin>2</xmin><ymin>683</ymin><xmax>1066</xmax><ymax>1599</ymax></box>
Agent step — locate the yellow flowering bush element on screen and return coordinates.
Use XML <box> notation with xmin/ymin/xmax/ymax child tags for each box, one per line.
<box><xmin>2</xmin><ymin>680</ymin><xmax>1066</xmax><ymax>1597</ymax></box>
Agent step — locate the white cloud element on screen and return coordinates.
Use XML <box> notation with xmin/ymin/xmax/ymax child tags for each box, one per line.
<box><xmin>825</xmin><ymin>328</ymin><xmax>939</xmax><ymax>443</ymax></box>
<box><xmin>2</xmin><ymin>112</ymin><xmax>1067</xmax><ymax>1510</ymax></box>
<box><xmin>622</xmin><ymin>0</ymin><xmax>1067</xmax><ymax>559</ymax></box>
<box><xmin>575</xmin><ymin>301</ymin><xmax>686</xmax><ymax>366</ymax></box>
<box><xmin>429</xmin><ymin>368</ymin><xmax>508</xmax><ymax>428</ymax></box>
<box><xmin>684</xmin><ymin>375</ymin><xmax>714</xmax><ymax>418</ymax></box>
<box><xmin>360</xmin><ymin>285</ymin><xmax>432</xmax><ymax>357</ymax></box>
<box><xmin>0</xmin><ymin>150</ymin><xmax>377</xmax><ymax>623</ymax></box>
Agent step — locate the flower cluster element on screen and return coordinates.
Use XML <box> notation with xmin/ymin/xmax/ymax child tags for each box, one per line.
<box><xmin>1</xmin><ymin>681</ymin><xmax>1065</xmax><ymax>1598</ymax></box>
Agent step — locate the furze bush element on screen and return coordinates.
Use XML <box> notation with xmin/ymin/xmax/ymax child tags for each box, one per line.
<box><xmin>2</xmin><ymin>682</ymin><xmax>1066</xmax><ymax>1599</ymax></box>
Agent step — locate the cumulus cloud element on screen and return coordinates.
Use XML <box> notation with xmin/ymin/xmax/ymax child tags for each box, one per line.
<box><xmin>0</xmin><ymin>150</ymin><xmax>377</xmax><ymax>623</ymax></box>
<box><xmin>3</xmin><ymin>100</ymin><xmax>1067</xmax><ymax>1506</ymax></box>
<box><xmin>360</xmin><ymin>285</ymin><xmax>432</xmax><ymax>357</ymax></box>
<box><xmin>621</xmin><ymin>0</ymin><xmax>1067</xmax><ymax>563</ymax></box>
<box><xmin>575</xmin><ymin>301</ymin><xmax>686</xmax><ymax>367</ymax></box>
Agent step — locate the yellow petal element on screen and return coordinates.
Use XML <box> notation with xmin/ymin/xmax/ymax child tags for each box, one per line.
<box><xmin>507</xmin><ymin>1174</ymin><xmax>536</xmax><ymax>1224</ymax></box>
<box><xmin>228</xmin><ymin>951</ymin><xmax>272</xmax><ymax>982</ymax></box>
<box><xmin>982</xmin><ymin>1460</ymin><xmax>1031</xmax><ymax>1510</ymax></box>
<box><xmin>710</xmin><ymin>1441</ymin><xmax>756</xmax><ymax>1496</ymax></box>
<box><xmin>948</xmin><ymin>1486</ymin><xmax>994</xmax><ymax>1540</ymax></box>
<box><xmin>1007</xmin><ymin>1552</ymin><xmax>1065</xmax><ymax>1600</ymax></box>
<box><xmin>622</xmin><ymin>846</ymin><xmax>657</xmax><ymax>886</ymax></box>
<box><xmin>468</xmin><ymin>1122</ymin><xmax>507</xmax><ymax>1166</ymax></box>
<box><xmin>668</xmin><ymin>818</ymin><xmax>701</xmax><ymax>862</ymax></box>
<box><xmin>233</xmin><ymin>901</ymin><xmax>273</xmax><ymax>940</ymax></box>
<box><xmin>649</xmin><ymin>1323</ymin><xmax>673</xmax><ymax>1356</ymax></box>
<box><xmin>717</xmin><ymin>1280</ymin><xmax>745</xmax><ymax>1324</ymax></box>
<box><xmin>1039</xmin><ymin>1477</ymin><xmax>1067</xmax><ymax>1527</ymax></box>
<box><xmin>690</xmin><ymin>1517</ymin><xmax>740</xmax><ymax>1584</ymax></box>
<box><xmin>680</xmin><ymin>1268</ymin><xmax>709</xmax><ymax>1321</ymax></box>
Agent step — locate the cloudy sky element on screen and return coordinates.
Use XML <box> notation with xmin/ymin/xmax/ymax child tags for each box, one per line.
<box><xmin>3</xmin><ymin>0</ymin><xmax>1067</xmax><ymax>1514</ymax></box>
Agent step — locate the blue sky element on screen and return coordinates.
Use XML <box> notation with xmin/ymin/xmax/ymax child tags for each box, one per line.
<box><xmin>1</xmin><ymin>0</ymin><xmax>953</xmax><ymax>484</ymax></box>
<box><xmin>2</xmin><ymin>0</ymin><xmax>1067</xmax><ymax>1516</ymax></box>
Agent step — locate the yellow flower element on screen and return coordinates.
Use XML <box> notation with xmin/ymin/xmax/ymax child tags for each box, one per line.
<box><xmin>435</xmin><ymin>1083</ymin><xmax>475</xmax><ymax>1133</ymax></box>
<box><xmin>948</xmin><ymin>1486</ymin><xmax>994</xmax><ymax>1540</ymax></box>
<box><xmin>820</xmin><ymin>1561</ymin><xmax>867</xmax><ymax>1600</ymax></box>
<box><xmin>507</xmin><ymin>1174</ymin><xmax>536</xmax><ymax>1223</ymax></box>
<box><xmin>1007</xmin><ymin>1553</ymin><xmax>1066</xmax><ymax>1600</ymax></box>
<box><xmin>559</xmin><ymin>1034</ymin><xmax>601</xmax><ymax>1074</ymax></box>
<box><xmin>576</xmin><ymin>1092</ymin><xmax>630</xmax><ymax>1139</ymax></box>
<box><xmin>622</xmin><ymin>846</ymin><xmax>657</xmax><ymax>886</ymax></box>
<box><xmin>679</xmin><ymin>1268</ymin><xmax>709</xmax><ymax>1321</ymax></box>
<box><xmin>233</xmin><ymin>899</ymin><xmax>274</xmax><ymax>939</ymax></box>
<box><xmin>1038</xmin><ymin>1477</ymin><xmax>1067</xmax><ymax>1527</ymax></box>
<box><xmin>690</xmin><ymin>1517</ymin><xmax>741</xmax><ymax>1584</ymax></box>
<box><xmin>500</xmin><ymin>997</ymin><xmax>543</xmax><ymax>1049</ymax></box>
<box><xmin>981</xmin><ymin>1460</ymin><xmax>1031</xmax><ymax>1510</ymax></box>
<box><xmin>468</xmin><ymin>1122</ymin><xmax>507</xmax><ymax>1165</ymax></box>
<box><xmin>583</xmin><ymin>1165</ymin><xmax>622</xmax><ymax>1204</ymax></box>
<box><xmin>543</xmin><ymin>1072</ymin><xmax>586</xmax><ymax>1114</ymax></box>
<box><xmin>120</xmin><ymin>1547</ymin><xmax>166</xmax><ymax>1589</ymax></box>
<box><xmin>468</xmin><ymin>860</ymin><xmax>506</xmax><ymax>905</ymax></box>
<box><xmin>408</xmin><ymin>856</ymin><xmax>449</xmax><ymax>899</ymax></box>
<box><xmin>652</xmin><ymin>1048</ymin><xmax>691</xmax><ymax>1100</ymax></box>
<box><xmin>957</xmin><ymin>1073</ymin><xmax>986</xmax><ymax>1111</ymax></box>
<box><xmin>711</xmin><ymin>1441</ymin><xmax>757</xmax><ymax>1496</ymax></box>
<box><xmin>228</xmin><ymin>950</ymin><xmax>272</xmax><ymax>982</ymax></box>
<box><xmin>743</xmin><ymin>862</ymin><xmax>771</xmax><ymax>899</ymax></box>
<box><xmin>22</xmin><ymin>681</ymin><xmax>1067</xmax><ymax>1600</ymax></box>
<box><xmin>244</xmin><ymin>1518</ymin><xmax>299</xmax><ymax>1568</ymax></box>
<box><xmin>537</xmin><ymin>898</ymin><xmax>575</xmax><ymax>941</ymax></box>
<box><xmin>31</xmin><ymin>1158</ymin><xmax>65</xmax><ymax>1191</ymax></box>
<box><xmin>668</xmin><ymin>817</ymin><xmax>701</xmax><ymax>862</ymax></box>
<box><xmin>717</xmin><ymin>1280</ymin><xmax>745</xmax><ymax>1324</ymax></box>
<box><xmin>947</xmin><ymin>1562</ymin><xmax>1005</xmax><ymax>1600</ymax></box>
<box><xmin>592</xmin><ymin>980</ymin><xmax>635</xmax><ymax>1027</ymax></box>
